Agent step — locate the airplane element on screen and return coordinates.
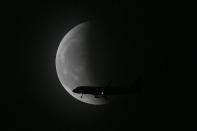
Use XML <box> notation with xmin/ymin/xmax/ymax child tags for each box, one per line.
<box><xmin>72</xmin><ymin>78</ymin><xmax>141</xmax><ymax>98</ymax></box>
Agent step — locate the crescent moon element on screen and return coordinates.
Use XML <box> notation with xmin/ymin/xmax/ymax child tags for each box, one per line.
<box><xmin>55</xmin><ymin>22</ymin><xmax>108</xmax><ymax>105</ymax></box>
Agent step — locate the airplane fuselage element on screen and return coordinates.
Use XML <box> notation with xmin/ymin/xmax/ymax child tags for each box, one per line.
<box><xmin>72</xmin><ymin>78</ymin><xmax>141</xmax><ymax>98</ymax></box>
<box><xmin>73</xmin><ymin>86</ymin><xmax>105</xmax><ymax>96</ymax></box>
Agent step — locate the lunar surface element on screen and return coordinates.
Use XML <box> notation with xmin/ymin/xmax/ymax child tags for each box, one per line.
<box><xmin>55</xmin><ymin>22</ymin><xmax>108</xmax><ymax>105</ymax></box>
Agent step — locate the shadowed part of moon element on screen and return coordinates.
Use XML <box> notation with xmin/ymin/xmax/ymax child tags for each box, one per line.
<box><xmin>56</xmin><ymin>22</ymin><xmax>108</xmax><ymax>105</ymax></box>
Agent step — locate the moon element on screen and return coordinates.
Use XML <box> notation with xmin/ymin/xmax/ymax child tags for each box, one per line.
<box><xmin>55</xmin><ymin>22</ymin><xmax>108</xmax><ymax>105</ymax></box>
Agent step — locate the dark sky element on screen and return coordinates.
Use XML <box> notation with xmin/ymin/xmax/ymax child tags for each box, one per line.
<box><xmin>7</xmin><ymin>1</ymin><xmax>197</xmax><ymax>131</ymax></box>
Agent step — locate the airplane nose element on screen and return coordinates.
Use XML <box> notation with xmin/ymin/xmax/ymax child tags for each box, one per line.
<box><xmin>73</xmin><ymin>88</ymin><xmax>78</xmax><ymax>93</ymax></box>
<box><xmin>73</xmin><ymin>88</ymin><xmax>76</xmax><ymax>93</ymax></box>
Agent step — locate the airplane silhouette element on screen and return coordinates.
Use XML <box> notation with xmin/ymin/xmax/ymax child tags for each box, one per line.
<box><xmin>73</xmin><ymin>78</ymin><xmax>141</xmax><ymax>98</ymax></box>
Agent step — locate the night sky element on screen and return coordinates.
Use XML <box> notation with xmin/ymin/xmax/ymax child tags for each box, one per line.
<box><xmin>7</xmin><ymin>1</ymin><xmax>197</xmax><ymax>131</ymax></box>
